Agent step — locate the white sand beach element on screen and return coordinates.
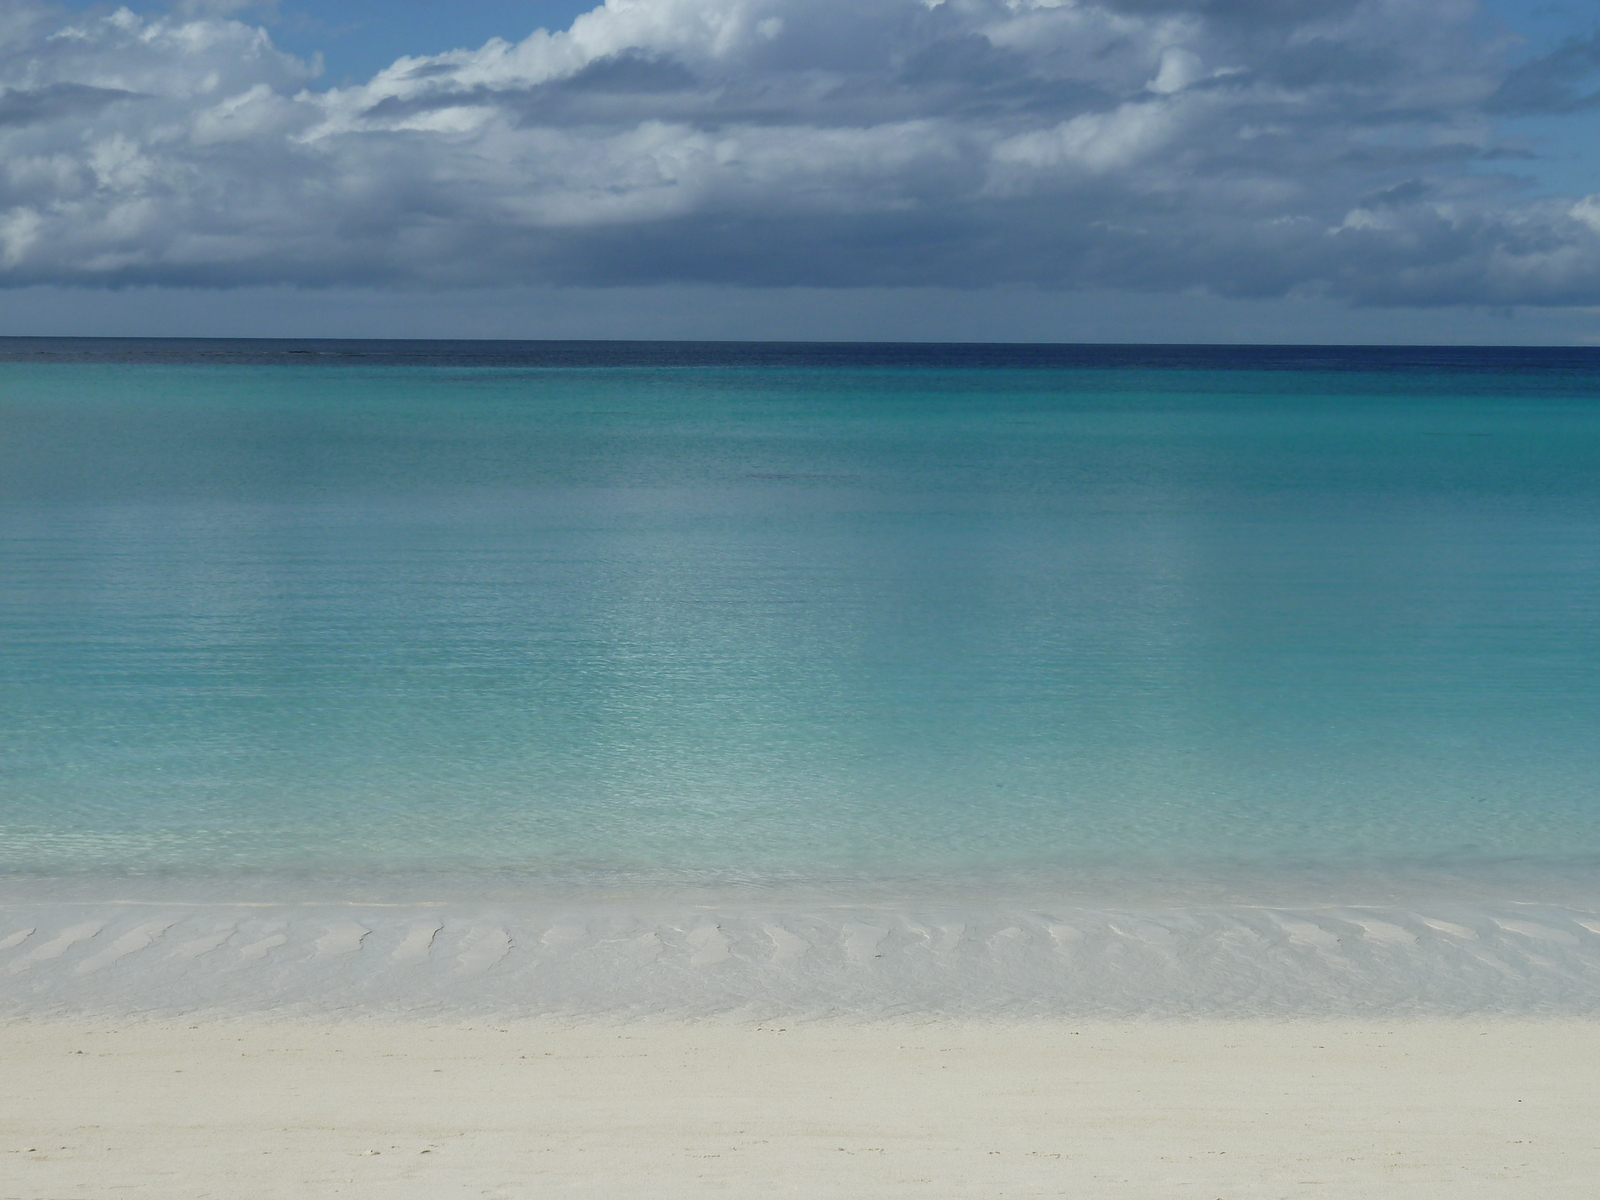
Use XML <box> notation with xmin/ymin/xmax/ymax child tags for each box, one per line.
<box><xmin>6</xmin><ymin>1017</ymin><xmax>1598</xmax><ymax>1199</ymax></box>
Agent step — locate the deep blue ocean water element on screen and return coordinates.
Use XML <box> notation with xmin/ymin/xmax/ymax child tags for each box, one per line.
<box><xmin>4</xmin><ymin>340</ymin><xmax>1600</xmax><ymax>902</ymax></box>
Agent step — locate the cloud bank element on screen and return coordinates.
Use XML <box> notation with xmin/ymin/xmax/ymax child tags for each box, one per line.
<box><xmin>2</xmin><ymin>0</ymin><xmax>1599</xmax><ymax>305</ymax></box>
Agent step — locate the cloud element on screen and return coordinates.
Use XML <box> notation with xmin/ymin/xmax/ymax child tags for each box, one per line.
<box><xmin>0</xmin><ymin>0</ymin><xmax>1597</xmax><ymax>305</ymax></box>
<box><xmin>0</xmin><ymin>82</ymin><xmax>140</xmax><ymax>127</ymax></box>
<box><xmin>1485</xmin><ymin>30</ymin><xmax>1600</xmax><ymax>116</ymax></box>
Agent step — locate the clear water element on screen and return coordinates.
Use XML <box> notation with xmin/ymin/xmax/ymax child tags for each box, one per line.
<box><xmin>4</xmin><ymin>340</ymin><xmax>1600</xmax><ymax>900</ymax></box>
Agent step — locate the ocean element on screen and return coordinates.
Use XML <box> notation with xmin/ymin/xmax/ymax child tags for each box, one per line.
<box><xmin>3</xmin><ymin>338</ymin><xmax>1599</xmax><ymax>1016</ymax></box>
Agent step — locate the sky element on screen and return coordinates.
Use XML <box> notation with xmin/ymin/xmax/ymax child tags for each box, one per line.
<box><xmin>2</xmin><ymin>0</ymin><xmax>1599</xmax><ymax>342</ymax></box>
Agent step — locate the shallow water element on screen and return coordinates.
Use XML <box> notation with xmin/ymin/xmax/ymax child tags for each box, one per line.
<box><xmin>3</xmin><ymin>340</ymin><xmax>1599</xmax><ymax>1012</ymax></box>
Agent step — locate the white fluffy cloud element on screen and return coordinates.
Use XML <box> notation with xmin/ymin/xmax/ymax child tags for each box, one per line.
<box><xmin>1</xmin><ymin>0</ymin><xmax>1598</xmax><ymax>304</ymax></box>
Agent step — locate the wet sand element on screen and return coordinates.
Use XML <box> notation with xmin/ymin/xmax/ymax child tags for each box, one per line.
<box><xmin>7</xmin><ymin>897</ymin><xmax>1600</xmax><ymax>1016</ymax></box>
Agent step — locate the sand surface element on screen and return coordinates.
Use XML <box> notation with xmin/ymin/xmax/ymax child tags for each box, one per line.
<box><xmin>4</xmin><ymin>1017</ymin><xmax>1598</xmax><ymax>1198</ymax></box>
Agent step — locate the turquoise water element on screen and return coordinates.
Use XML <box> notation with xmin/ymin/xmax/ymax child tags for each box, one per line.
<box><xmin>4</xmin><ymin>343</ymin><xmax>1600</xmax><ymax>898</ymax></box>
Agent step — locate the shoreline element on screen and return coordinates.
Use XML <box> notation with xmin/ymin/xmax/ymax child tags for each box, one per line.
<box><xmin>6</xmin><ymin>892</ymin><xmax>1600</xmax><ymax>1019</ymax></box>
<box><xmin>8</xmin><ymin>1014</ymin><xmax>1600</xmax><ymax>1198</ymax></box>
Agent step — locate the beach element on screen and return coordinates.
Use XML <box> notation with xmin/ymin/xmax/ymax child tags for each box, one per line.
<box><xmin>6</xmin><ymin>342</ymin><xmax>1600</xmax><ymax>1195</ymax></box>
<box><xmin>7</xmin><ymin>894</ymin><xmax>1599</xmax><ymax>1197</ymax></box>
<box><xmin>10</xmin><ymin>892</ymin><xmax>1598</xmax><ymax>1197</ymax></box>
<box><xmin>8</xmin><ymin>1016</ymin><xmax>1599</xmax><ymax>1198</ymax></box>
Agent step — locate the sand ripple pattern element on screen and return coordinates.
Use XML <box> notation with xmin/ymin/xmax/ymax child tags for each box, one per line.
<box><xmin>3</xmin><ymin>901</ymin><xmax>1599</xmax><ymax>1017</ymax></box>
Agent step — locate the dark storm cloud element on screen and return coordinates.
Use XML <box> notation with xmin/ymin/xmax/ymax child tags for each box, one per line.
<box><xmin>0</xmin><ymin>0</ymin><xmax>1598</xmax><ymax>306</ymax></box>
